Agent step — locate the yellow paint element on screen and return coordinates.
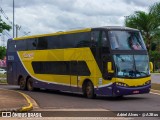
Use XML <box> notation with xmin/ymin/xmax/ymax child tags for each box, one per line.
<box><xmin>18</xmin><ymin>92</ymin><xmax>33</xmax><ymax>112</ymax></box>
<box><xmin>116</xmin><ymin>77</ymin><xmax>151</xmax><ymax>87</ymax></box>
<box><xmin>14</xmin><ymin>28</ymin><xmax>91</xmax><ymax>40</ymax></box>
<box><xmin>107</xmin><ymin>62</ymin><xmax>114</xmax><ymax>73</ymax></box>
<box><xmin>18</xmin><ymin>48</ymin><xmax>111</xmax><ymax>87</ymax></box>
<box><xmin>17</xmin><ymin>47</ymin><xmax>150</xmax><ymax>88</ymax></box>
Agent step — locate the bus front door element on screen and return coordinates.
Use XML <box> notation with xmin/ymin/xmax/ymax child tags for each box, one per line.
<box><xmin>70</xmin><ymin>61</ymin><xmax>79</xmax><ymax>92</ymax></box>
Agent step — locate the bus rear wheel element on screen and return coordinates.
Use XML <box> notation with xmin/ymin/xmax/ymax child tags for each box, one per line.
<box><xmin>85</xmin><ymin>81</ymin><xmax>95</xmax><ymax>99</ymax></box>
<box><xmin>19</xmin><ymin>77</ymin><xmax>26</xmax><ymax>90</ymax></box>
<box><xmin>27</xmin><ymin>78</ymin><xmax>34</xmax><ymax>91</ymax></box>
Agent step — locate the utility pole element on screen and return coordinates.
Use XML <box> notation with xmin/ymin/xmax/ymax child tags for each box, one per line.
<box><xmin>15</xmin><ymin>24</ymin><xmax>21</xmax><ymax>37</ymax></box>
<box><xmin>13</xmin><ymin>0</ymin><xmax>15</xmax><ymax>38</ymax></box>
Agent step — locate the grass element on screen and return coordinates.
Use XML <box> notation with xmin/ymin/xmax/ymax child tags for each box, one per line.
<box><xmin>0</xmin><ymin>74</ymin><xmax>6</xmax><ymax>78</ymax></box>
<box><xmin>0</xmin><ymin>79</ymin><xmax>7</xmax><ymax>84</ymax></box>
<box><xmin>0</xmin><ymin>73</ymin><xmax>7</xmax><ymax>84</ymax></box>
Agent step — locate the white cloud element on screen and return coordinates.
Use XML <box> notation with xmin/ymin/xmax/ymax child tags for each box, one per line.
<box><xmin>0</xmin><ymin>0</ymin><xmax>159</xmax><ymax>40</ymax></box>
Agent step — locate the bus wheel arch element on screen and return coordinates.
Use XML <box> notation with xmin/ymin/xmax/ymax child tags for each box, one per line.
<box><xmin>82</xmin><ymin>79</ymin><xmax>95</xmax><ymax>99</ymax></box>
<box><xmin>18</xmin><ymin>75</ymin><xmax>26</xmax><ymax>90</ymax></box>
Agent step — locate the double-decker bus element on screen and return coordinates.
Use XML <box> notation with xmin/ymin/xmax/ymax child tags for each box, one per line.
<box><xmin>7</xmin><ymin>26</ymin><xmax>152</xmax><ymax>98</ymax></box>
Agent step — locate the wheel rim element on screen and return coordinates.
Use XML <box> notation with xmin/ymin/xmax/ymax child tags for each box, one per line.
<box><xmin>27</xmin><ymin>79</ymin><xmax>33</xmax><ymax>91</ymax></box>
<box><xmin>86</xmin><ymin>84</ymin><xmax>92</xmax><ymax>97</ymax></box>
<box><xmin>19</xmin><ymin>78</ymin><xmax>25</xmax><ymax>89</ymax></box>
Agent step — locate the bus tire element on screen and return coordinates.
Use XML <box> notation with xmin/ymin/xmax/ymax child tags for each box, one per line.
<box><xmin>19</xmin><ymin>77</ymin><xmax>26</xmax><ymax>90</ymax></box>
<box><xmin>85</xmin><ymin>81</ymin><xmax>95</xmax><ymax>99</ymax></box>
<box><xmin>27</xmin><ymin>77</ymin><xmax>34</xmax><ymax>91</ymax></box>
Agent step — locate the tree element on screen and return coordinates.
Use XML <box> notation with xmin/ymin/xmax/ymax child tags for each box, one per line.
<box><xmin>0</xmin><ymin>16</ymin><xmax>11</xmax><ymax>33</ymax></box>
<box><xmin>0</xmin><ymin>46</ymin><xmax>6</xmax><ymax>59</ymax></box>
<box><xmin>125</xmin><ymin>2</ymin><xmax>160</xmax><ymax>52</ymax></box>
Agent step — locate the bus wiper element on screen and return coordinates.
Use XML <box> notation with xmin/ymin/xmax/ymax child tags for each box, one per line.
<box><xmin>136</xmin><ymin>71</ymin><xmax>148</xmax><ymax>76</ymax></box>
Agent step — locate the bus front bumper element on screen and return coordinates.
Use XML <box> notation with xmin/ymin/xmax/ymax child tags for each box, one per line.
<box><xmin>113</xmin><ymin>84</ymin><xmax>151</xmax><ymax>96</ymax></box>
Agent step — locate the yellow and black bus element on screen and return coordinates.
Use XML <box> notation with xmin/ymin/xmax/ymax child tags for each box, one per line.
<box><xmin>7</xmin><ymin>26</ymin><xmax>152</xmax><ymax>98</ymax></box>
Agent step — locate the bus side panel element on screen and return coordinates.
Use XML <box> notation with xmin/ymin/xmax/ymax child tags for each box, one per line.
<box><xmin>32</xmin><ymin>79</ymin><xmax>71</xmax><ymax>91</ymax></box>
<box><xmin>7</xmin><ymin>52</ymin><xmax>29</xmax><ymax>85</ymax></box>
<box><xmin>7</xmin><ymin>62</ymin><xmax>17</xmax><ymax>85</ymax></box>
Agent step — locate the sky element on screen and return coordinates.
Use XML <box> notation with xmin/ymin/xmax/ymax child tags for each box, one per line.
<box><xmin>0</xmin><ymin>0</ymin><xmax>160</xmax><ymax>46</ymax></box>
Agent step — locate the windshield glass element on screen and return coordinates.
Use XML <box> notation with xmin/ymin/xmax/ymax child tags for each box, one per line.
<box><xmin>114</xmin><ymin>55</ymin><xmax>149</xmax><ymax>78</ymax></box>
<box><xmin>108</xmin><ymin>31</ymin><xmax>146</xmax><ymax>50</ymax></box>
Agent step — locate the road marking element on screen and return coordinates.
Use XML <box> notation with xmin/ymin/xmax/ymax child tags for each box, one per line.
<box><xmin>150</xmin><ymin>92</ymin><xmax>160</xmax><ymax>96</ymax></box>
<box><xmin>18</xmin><ymin>91</ymin><xmax>33</xmax><ymax>112</ymax></box>
<box><xmin>33</xmin><ymin>108</ymin><xmax>109</xmax><ymax>111</ymax></box>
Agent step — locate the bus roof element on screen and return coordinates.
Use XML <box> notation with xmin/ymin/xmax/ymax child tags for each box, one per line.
<box><xmin>14</xmin><ymin>26</ymin><xmax>139</xmax><ymax>40</ymax></box>
<box><xmin>92</xmin><ymin>26</ymin><xmax>139</xmax><ymax>31</ymax></box>
<box><xmin>14</xmin><ymin>28</ymin><xmax>91</xmax><ymax>40</ymax></box>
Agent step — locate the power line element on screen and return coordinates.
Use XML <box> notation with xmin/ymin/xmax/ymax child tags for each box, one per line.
<box><xmin>0</xmin><ymin>4</ymin><xmax>30</xmax><ymax>37</ymax></box>
<box><xmin>3</xmin><ymin>30</ymin><xmax>12</xmax><ymax>38</ymax></box>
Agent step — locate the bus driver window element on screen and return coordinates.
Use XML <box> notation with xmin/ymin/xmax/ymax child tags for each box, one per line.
<box><xmin>128</xmin><ymin>36</ymin><xmax>142</xmax><ymax>50</ymax></box>
<box><xmin>109</xmin><ymin>33</ymin><xmax>119</xmax><ymax>49</ymax></box>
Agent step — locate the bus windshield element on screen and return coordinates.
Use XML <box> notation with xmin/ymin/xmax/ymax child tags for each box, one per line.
<box><xmin>108</xmin><ymin>31</ymin><xmax>146</xmax><ymax>50</ymax></box>
<box><xmin>114</xmin><ymin>55</ymin><xmax>149</xmax><ymax>78</ymax></box>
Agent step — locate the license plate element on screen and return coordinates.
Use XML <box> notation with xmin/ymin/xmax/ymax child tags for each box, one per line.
<box><xmin>133</xmin><ymin>90</ymin><xmax>139</xmax><ymax>94</ymax></box>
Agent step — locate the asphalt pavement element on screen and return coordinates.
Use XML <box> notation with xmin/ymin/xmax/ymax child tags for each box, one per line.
<box><xmin>151</xmin><ymin>73</ymin><xmax>160</xmax><ymax>84</ymax></box>
<box><xmin>0</xmin><ymin>73</ymin><xmax>159</xmax><ymax>119</ymax></box>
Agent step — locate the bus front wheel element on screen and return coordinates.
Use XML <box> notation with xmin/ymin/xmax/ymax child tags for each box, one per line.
<box><xmin>27</xmin><ymin>78</ymin><xmax>34</xmax><ymax>91</ymax></box>
<box><xmin>84</xmin><ymin>81</ymin><xmax>95</xmax><ymax>99</ymax></box>
<box><xmin>19</xmin><ymin>77</ymin><xmax>26</xmax><ymax>90</ymax></box>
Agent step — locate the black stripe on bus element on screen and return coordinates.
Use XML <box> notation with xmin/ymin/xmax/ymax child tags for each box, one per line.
<box><xmin>32</xmin><ymin>61</ymin><xmax>91</xmax><ymax>76</ymax></box>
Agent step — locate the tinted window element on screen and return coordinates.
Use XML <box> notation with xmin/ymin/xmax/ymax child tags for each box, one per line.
<box><xmin>7</xmin><ymin>40</ymin><xmax>16</xmax><ymax>52</ymax></box>
<box><xmin>91</xmin><ymin>31</ymin><xmax>107</xmax><ymax>47</ymax></box>
<box><xmin>27</xmin><ymin>38</ymin><xmax>37</xmax><ymax>50</ymax></box>
<box><xmin>101</xmin><ymin>31</ymin><xmax>108</xmax><ymax>47</ymax></box>
<box><xmin>32</xmin><ymin>61</ymin><xmax>90</xmax><ymax>76</ymax></box>
<box><xmin>61</xmin><ymin>32</ymin><xmax>91</xmax><ymax>48</ymax></box>
<box><xmin>47</xmin><ymin>36</ymin><xmax>62</xmax><ymax>49</ymax></box>
<box><xmin>37</xmin><ymin>37</ymin><xmax>48</xmax><ymax>50</ymax></box>
<box><xmin>78</xmin><ymin>61</ymin><xmax>90</xmax><ymax>76</ymax></box>
<box><xmin>32</xmin><ymin>61</ymin><xmax>69</xmax><ymax>75</ymax></box>
<box><xmin>14</xmin><ymin>32</ymin><xmax>91</xmax><ymax>51</ymax></box>
<box><xmin>109</xmin><ymin>31</ymin><xmax>146</xmax><ymax>50</ymax></box>
<box><xmin>16</xmin><ymin>40</ymin><xmax>27</xmax><ymax>51</ymax></box>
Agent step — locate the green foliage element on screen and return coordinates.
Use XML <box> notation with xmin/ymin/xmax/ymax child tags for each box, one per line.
<box><xmin>0</xmin><ymin>46</ymin><xmax>6</xmax><ymax>59</ymax></box>
<box><xmin>125</xmin><ymin>2</ymin><xmax>160</xmax><ymax>52</ymax></box>
<box><xmin>125</xmin><ymin>2</ymin><xmax>160</xmax><ymax>71</ymax></box>
<box><xmin>149</xmin><ymin>51</ymin><xmax>160</xmax><ymax>61</ymax></box>
<box><xmin>0</xmin><ymin>73</ymin><xmax>6</xmax><ymax>78</ymax></box>
<box><xmin>0</xmin><ymin>16</ymin><xmax>11</xmax><ymax>33</ymax></box>
<box><xmin>149</xmin><ymin>51</ymin><xmax>160</xmax><ymax>71</ymax></box>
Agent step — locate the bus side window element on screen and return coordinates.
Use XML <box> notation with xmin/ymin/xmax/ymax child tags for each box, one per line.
<box><xmin>7</xmin><ymin>40</ymin><xmax>16</xmax><ymax>52</ymax></box>
<box><xmin>37</xmin><ymin>37</ymin><xmax>48</xmax><ymax>50</ymax></box>
<box><xmin>27</xmin><ymin>38</ymin><xmax>37</xmax><ymax>50</ymax></box>
<box><xmin>91</xmin><ymin>31</ymin><xmax>100</xmax><ymax>47</ymax></box>
<box><xmin>101</xmin><ymin>31</ymin><xmax>108</xmax><ymax>47</ymax></box>
<box><xmin>91</xmin><ymin>31</ymin><xmax>108</xmax><ymax>47</ymax></box>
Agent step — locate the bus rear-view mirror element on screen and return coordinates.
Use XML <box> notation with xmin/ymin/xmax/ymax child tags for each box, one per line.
<box><xmin>107</xmin><ymin>62</ymin><xmax>114</xmax><ymax>73</ymax></box>
<box><xmin>150</xmin><ymin>62</ymin><xmax>153</xmax><ymax>72</ymax></box>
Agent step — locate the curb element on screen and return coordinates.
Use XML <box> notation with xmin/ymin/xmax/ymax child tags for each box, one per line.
<box><xmin>17</xmin><ymin>91</ymin><xmax>33</xmax><ymax>112</ymax></box>
<box><xmin>0</xmin><ymin>89</ymin><xmax>33</xmax><ymax>112</ymax></box>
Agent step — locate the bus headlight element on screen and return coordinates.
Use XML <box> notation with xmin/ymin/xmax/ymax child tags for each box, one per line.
<box><xmin>116</xmin><ymin>82</ymin><xmax>128</xmax><ymax>87</ymax></box>
<box><xmin>145</xmin><ymin>80</ymin><xmax>151</xmax><ymax>85</ymax></box>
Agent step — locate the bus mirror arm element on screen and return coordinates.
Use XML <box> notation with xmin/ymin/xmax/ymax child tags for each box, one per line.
<box><xmin>107</xmin><ymin>62</ymin><xmax>114</xmax><ymax>73</ymax></box>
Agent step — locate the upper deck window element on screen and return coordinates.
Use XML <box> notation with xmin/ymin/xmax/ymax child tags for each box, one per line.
<box><xmin>108</xmin><ymin>31</ymin><xmax>146</xmax><ymax>50</ymax></box>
